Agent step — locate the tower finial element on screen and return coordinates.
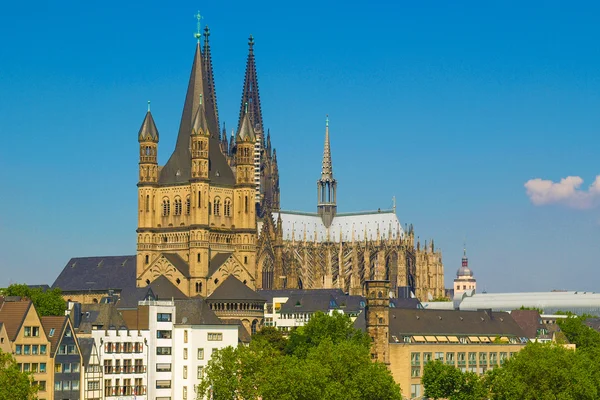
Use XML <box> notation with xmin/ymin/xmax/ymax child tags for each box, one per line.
<box><xmin>248</xmin><ymin>34</ymin><xmax>254</xmax><ymax>50</ymax></box>
<box><xmin>244</xmin><ymin>102</ymin><xmax>248</xmax><ymax>114</ymax></box>
<box><xmin>326</xmin><ymin>114</ymin><xmax>329</xmax><ymax>127</ymax></box>
<box><xmin>199</xmin><ymin>93</ymin><xmax>203</xmax><ymax>105</ymax></box>
<box><xmin>203</xmin><ymin>25</ymin><xmax>210</xmax><ymax>38</ymax></box>
<box><xmin>194</xmin><ymin>11</ymin><xmax>203</xmax><ymax>43</ymax></box>
<box><xmin>392</xmin><ymin>196</ymin><xmax>396</xmax><ymax>214</ymax></box>
<box><xmin>147</xmin><ymin>100</ymin><xmax>151</xmax><ymax>112</ymax></box>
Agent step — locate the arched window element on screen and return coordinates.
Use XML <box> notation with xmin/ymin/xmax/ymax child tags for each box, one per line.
<box><xmin>174</xmin><ymin>198</ymin><xmax>182</xmax><ymax>216</ymax></box>
<box><xmin>214</xmin><ymin>198</ymin><xmax>221</xmax><ymax>216</ymax></box>
<box><xmin>197</xmin><ymin>253</ymin><xmax>201</xmax><ymax>262</ymax></box>
<box><xmin>186</xmin><ymin>196</ymin><xmax>191</xmax><ymax>215</ymax></box>
<box><xmin>145</xmin><ymin>195</ymin><xmax>149</xmax><ymax>212</ymax></box>
<box><xmin>251</xmin><ymin>320</ymin><xmax>258</xmax><ymax>335</ymax></box>
<box><xmin>244</xmin><ymin>196</ymin><xmax>248</xmax><ymax>213</ymax></box>
<box><xmin>224</xmin><ymin>198</ymin><xmax>232</xmax><ymax>217</ymax></box>
<box><xmin>145</xmin><ymin>255</ymin><xmax>149</xmax><ymax>265</ymax></box>
<box><xmin>198</xmin><ymin>191</ymin><xmax>201</xmax><ymax>208</ymax></box>
<box><xmin>162</xmin><ymin>199</ymin><xmax>170</xmax><ymax>216</ymax></box>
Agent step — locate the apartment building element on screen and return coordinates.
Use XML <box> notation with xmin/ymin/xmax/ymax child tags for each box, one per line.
<box><xmin>0</xmin><ymin>298</ymin><xmax>53</xmax><ymax>399</ymax></box>
<box><xmin>78</xmin><ymin>338</ymin><xmax>102</xmax><ymax>400</ymax></box>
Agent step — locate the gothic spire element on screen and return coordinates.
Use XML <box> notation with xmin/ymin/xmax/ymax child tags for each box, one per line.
<box><xmin>320</xmin><ymin>115</ymin><xmax>334</xmax><ymax>181</ymax></box>
<box><xmin>238</xmin><ymin>103</ymin><xmax>256</xmax><ymax>142</ymax></box>
<box><xmin>237</xmin><ymin>34</ymin><xmax>264</xmax><ymax>134</ymax></box>
<box><xmin>138</xmin><ymin>101</ymin><xmax>159</xmax><ymax>142</ymax></box>
<box><xmin>203</xmin><ymin>25</ymin><xmax>220</xmax><ymax>138</ymax></box>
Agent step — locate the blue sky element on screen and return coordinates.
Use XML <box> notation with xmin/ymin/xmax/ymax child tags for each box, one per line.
<box><xmin>0</xmin><ymin>1</ymin><xmax>598</xmax><ymax>292</ymax></box>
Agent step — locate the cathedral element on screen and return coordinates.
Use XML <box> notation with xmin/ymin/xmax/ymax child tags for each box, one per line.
<box><xmin>134</xmin><ymin>26</ymin><xmax>444</xmax><ymax>301</ymax></box>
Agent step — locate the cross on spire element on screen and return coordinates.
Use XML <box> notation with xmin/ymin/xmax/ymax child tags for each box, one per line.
<box><xmin>194</xmin><ymin>11</ymin><xmax>203</xmax><ymax>42</ymax></box>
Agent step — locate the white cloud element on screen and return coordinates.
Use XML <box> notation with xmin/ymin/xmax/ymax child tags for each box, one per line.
<box><xmin>524</xmin><ymin>175</ymin><xmax>600</xmax><ymax>209</ymax></box>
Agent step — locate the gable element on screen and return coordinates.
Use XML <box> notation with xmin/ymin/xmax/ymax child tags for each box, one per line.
<box><xmin>138</xmin><ymin>253</ymin><xmax>190</xmax><ymax>285</ymax></box>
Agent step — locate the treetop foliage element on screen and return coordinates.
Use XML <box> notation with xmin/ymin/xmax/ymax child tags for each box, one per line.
<box><xmin>3</xmin><ymin>284</ymin><xmax>66</xmax><ymax>317</ymax></box>
<box><xmin>0</xmin><ymin>349</ymin><xmax>38</xmax><ymax>400</ymax></box>
<box><xmin>196</xmin><ymin>311</ymin><xmax>402</xmax><ymax>400</ymax></box>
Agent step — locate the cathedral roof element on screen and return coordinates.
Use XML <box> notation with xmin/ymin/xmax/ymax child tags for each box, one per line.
<box><xmin>207</xmin><ymin>275</ymin><xmax>265</xmax><ymax>302</ymax></box>
<box><xmin>52</xmin><ymin>256</ymin><xmax>137</xmax><ymax>292</ymax></box>
<box><xmin>162</xmin><ymin>253</ymin><xmax>190</xmax><ymax>278</ymax></box>
<box><xmin>208</xmin><ymin>253</ymin><xmax>232</xmax><ymax>277</ymax></box>
<box><xmin>158</xmin><ymin>43</ymin><xmax>234</xmax><ymax>186</ymax></box>
<box><xmin>174</xmin><ymin>298</ymin><xmax>222</xmax><ymax>325</ymax></box>
<box><xmin>261</xmin><ymin>209</ymin><xmax>404</xmax><ymax>243</ymax></box>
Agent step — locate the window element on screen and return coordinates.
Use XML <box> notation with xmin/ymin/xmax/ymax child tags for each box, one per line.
<box><xmin>156</xmin><ymin>347</ymin><xmax>171</xmax><ymax>355</ymax></box>
<box><xmin>184</xmin><ymin>330</ymin><xmax>188</xmax><ymax>343</ymax></box>
<box><xmin>244</xmin><ymin>256</ymin><xmax>248</xmax><ymax>264</ymax></box>
<box><xmin>59</xmin><ymin>345</ymin><xmax>67</xmax><ymax>355</ymax></box>
<box><xmin>62</xmin><ymin>381</ymin><xmax>71</xmax><ymax>391</ymax></box>
<box><xmin>145</xmin><ymin>195</ymin><xmax>150</xmax><ymax>211</ymax></box>
<box><xmin>224</xmin><ymin>198</ymin><xmax>231</xmax><ymax>216</ymax></box>
<box><xmin>186</xmin><ymin>196</ymin><xmax>191</xmax><ymax>215</ymax></box>
<box><xmin>145</xmin><ymin>254</ymin><xmax>149</xmax><ymax>264</ymax></box>
<box><xmin>214</xmin><ymin>198</ymin><xmax>221</xmax><ymax>216</ymax></box>
<box><xmin>40</xmin><ymin>363</ymin><xmax>46</xmax><ymax>373</ymax></box>
<box><xmin>410</xmin><ymin>352</ymin><xmax>420</xmax><ymax>366</ymax></box>
<box><xmin>411</xmin><ymin>384</ymin><xmax>421</xmax><ymax>398</ymax></box>
<box><xmin>55</xmin><ymin>381</ymin><xmax>62</xmax><ymax>391</ymax></box>
<box><xmin>72</xmin><ymin>363</ymin><xmax>80</xmax><ymax>373</ymax></box>
<box><xmin>49</xmin><ymin>328</ymin><xmax>55</xmax><ymax>337</ymax></box>
<box><xmin>65</xmin><ymin>328</ymin><xmax>72</xmax><ymax>337</ymax></box>
<box><xmin>208</xmin><ymin>332</ymin><xmax>222</xmax><ymax>341</ymax></box>
<box><xmin>72</xmin><ymin>380</ymin><xmax>80</xmax><ymax>391</ymax></box>
<box><xmin>157</xmin><ymin>313</ymin><xmax>172</xmax><ymax>322</ymax></box>
<box><xmin>162</xmin><ymin>199</ymin><xmax>170</xmax><ymax>216</ymax></box>
<box><xmin>156</xmin><ymin>363</ymin><xmax>171</xmax><ymax>372</ymax></box>
<box><xmin>31</xmin><ymin>363</ymin><xmax>38</xmax><ymax>373</ymax></box>
<box><xmin>244</xmin><ymin>196</ymin><xmax>248</xmax><ymax>212</ymax></box>
<box><xmin>23</xmin><ymin>363</ymin><xmax>30</xmax><ymax>372</ymax></box>
<box><xmin>24</xmin><ymin>327</ymin><xmax>31</xmax><ymax>337</ymax></box>
<box><xmin>198</xmin><ymin>191</ymin><xmax>201</xmax><ymax>208</ymax></box>
<box><xmin>40</xmin><ymin>345</ymin><xmax>47</xmax><ymax>355</ymax></box>
<box><xmin>15</xmin><ymin>345</ymin><xmax>22</xmax><ymax>355</ymax></box>
<box><xmin>183</xmin><ymin>386</ymin><xmax>188</xmax><ymax>400</ymax></box>
<box><xmin>88</xmin><ymin>381</ymin><xmax>100</xmax><ymax>390</ymax></box>
<box><xmin>31</xmin><ymin>345</ymin><xmax>38</xmax><ymax>355</ymax></box>
<box><xmin>68</xmin><ymin>344</ymin><xmax>77</xmax><ymax>355</ymax></box>
<box><xmin>24</xmin><ymin>345</ymin><xmax>30</xmax><ymax>355</ymax></box>
<box><xmin>411</xmin><ymin>366</ymin><xmax>420</xmax><ymax>377</ymax></box>
<box><xmin>64</xmin><ymin>363</ymin><xmax>71</xmax><ymax>373</ymax></box>
<box><xmin>197</xmin><ymin>253</ymin><xmax>201</xmax><ymax>262</ymax></box>
<box><xmin>183</xmin><ymin>365</ymin><xmax>188</xmax><ymax>379</ymax></box>
<box><xmin>197</xmin><ymin>366</ymin><xmax>204</xmax><ymax>379</ymax></box>
<box><xmin>195</xmin><ymin>282</ymin><xmax>202</xmax><ymax>293</ymax></box>
<box><xmin>183</xmin><ymin>348</ymin><xmax>188</xmax><ymax>359</ymax></box>
<box><xmin>156</xmin><ymin>330</ymin><xmax>172</xmax><ymax>339</ymax></box>
<box><xmin>423</xmin><ymin>352</ymin><xmax>432</xmax><ymax>363</ymax></box>
<box><xmin>35</xmin><ymin>381</ymin><xmax>46</xmax><ymax>391</ymax></box>
<box><xmin>197</xmin><ymin>348</ymin><xmax>204</xmax><ymax>360</ymax></box>
<box><xmin>435</xmin><ymin>352</ymin><xmax>444</xmax><ymax>361</ymax></box>
<box><xmin>174</xmin><ymin>198</ymin><xmax>182</xmax><ymax>216</ymax></box>
<box><xmin>156</xmin><ymin>380</ymin><xmax>171</xmax><ymax>389</ymax></box>
<box><xmin>446</xmin><ymin>352</ymin><xmax>455</xmax><ymax>365</ymax></box>
<box><xmin>32</xmin><ymin>327</ymin><xmax>39</xmax><ymax>337</ymax></box>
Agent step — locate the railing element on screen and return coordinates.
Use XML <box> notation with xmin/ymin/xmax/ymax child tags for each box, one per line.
<box><xmin>138</xmin><ymin>300</ymin><xmax>174</xmax><ymax>306</ymax></box>
<box><xmin>104</xmin><ymin>366</ymin><xmax>146</xmax><ymax>374</ymax></box>
<box><xmin>104</xmin><ymin>385</ymin><xmax>147</xmax><ymax>397</ymax></box>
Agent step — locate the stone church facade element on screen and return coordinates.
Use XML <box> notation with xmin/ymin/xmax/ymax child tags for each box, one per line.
<box><xmin>255</xmin><ymin>120</ymin><xmax>445</xmax><ymax>300</ymax></box>
<box><xmin>53</xmin><ymin>25</ymin><xmax>444</xmax><ymax>302</ymax></box>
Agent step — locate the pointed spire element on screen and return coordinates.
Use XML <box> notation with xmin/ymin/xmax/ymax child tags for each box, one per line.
<box><xmin>237</xmin><ymin>104</ymin><xmax>256</xmax><ymax>142</ymax></box>
<box><xmin>192</xmin><ymin>94</ymin><xmax>209</xmax><ymax>136</ymax></box>
<box><xmin>321</xmin><ymin>115</ymin><xmax>333</xmax><ymax>180</ymax></box>
<box><xmin>203</xmin><ymin>24</ymin><xmax>220</xmax><ymax>138</ymax></box>
<box><xmin>238</xmin><ymin>34</ymin><xmax>264</xmax><ymax>134</ymax></box>
<box><xmin>138</xmin><ymin>103</ymin><xmax>159</xmax><ymax>142</ymax></box>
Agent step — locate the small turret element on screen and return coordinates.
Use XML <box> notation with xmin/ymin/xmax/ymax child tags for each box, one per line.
<box><xmin>138</xmin><ymin>101</ymin><xmax>159</xmax><ymax>184</ymax></box>
<box><xmin>235</xmin><ymin>104</ymin><xmax>256</xmax><ymax>185</ymax></box>
<box><xmin>190</xmin><ymin>94</ymin><xmax>210</xmax><ymax>181</ymax></box>
<box><xmin>317</xmin><ymin>115</ymin><xmax>337</xmax><ymax>228</ymax></box>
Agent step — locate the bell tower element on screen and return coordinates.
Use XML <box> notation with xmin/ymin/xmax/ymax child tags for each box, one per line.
<box><xmin>365</xmin><ymin>280</ymin><xmax>390</xmax><ymax>365</ymax></box>
<box><xmin>317</xmin><ymin>116</ymin><xmax>337</xmax><ymax>228</ymax></box>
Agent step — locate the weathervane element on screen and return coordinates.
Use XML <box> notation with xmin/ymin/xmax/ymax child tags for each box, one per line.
<box><xmin>194</xmin><ymin>11</ymin><xmax>203</xmax><ymax>42</ymax></box>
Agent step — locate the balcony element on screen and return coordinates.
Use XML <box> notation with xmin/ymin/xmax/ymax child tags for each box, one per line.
<box><xmin>104</xmin><ymin>385</ymin><xmax>146</xmax><ymax>397</ymax></box>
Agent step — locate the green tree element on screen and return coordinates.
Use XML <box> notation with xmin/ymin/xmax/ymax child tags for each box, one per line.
<box><xmin>557</xmin><ymin>315</ymin><xmax>600</xmax><ymax>352</ymax></box>
<box><xmin>4</xmin><ymin>284</ymin><xmax>66</xmax><ymax>317</ymax></box>
<box><xmin>197</xmin><ymin>312</ymin><xmax>401</xmax><ymax>400</ymax></box>
<box><xmin>0</xmin><ymin>349</ymin><xmax>38</xmax><ymax>400</ymax></box>
<box><xmin>422</xmin><ymin>360</ymin><xmax>486</xmax><ymax>400</ymax></box>
<box><xmin>486</xmin><ymin>342</ymin><xmax>598</xmax><ymax>400</ymax></box>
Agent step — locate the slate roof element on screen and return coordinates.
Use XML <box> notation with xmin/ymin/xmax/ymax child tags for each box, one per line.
<box><xmin>78</xmin><ymin>337</ymin><xmax>95</xmax><ymax>366</ymax></box>
<box><xmin>174</xmin><ymin>299</ymin><xmax>222</xmax><ymax>325</ymax></box>
<box><xmin>148</xmin><ymin>276</ymin><xmax>188</xmax><ymax>300</ymax></box>
<box><xmin>585</xmin><ymin>318</ymin><xmax>600</xmax><ymax>332</ymax></box>
<box><xmin>390</xmin><ymin>298</ymin><xmax>423</xmax><ymax>309</ymax></box>
<box><xmin>79</xmin><ymin>303</ymin><xmax>127</xmax><ymax>332</ymax></box>
<box><xmin>138</xmin><ymin>110</ymin><xmax>159</xmax><ymax>141</ymax></box>
<box><xmin>389</xmin><ymin>309</ymin><xmax>526</xmax><ymax>338</ymax></box>
<box><xmin>27</xmin><ymin>285</ymin><xmax>50</xmax><ymax>292</ymax></box>
<box><xmin>258</xmin><ymin>288</ymin><xmax>344</xmax><ymax>303</ymax></box>
<box><xmin>41</xmin><ymin>316</ymin><xmax>68</xmax><ymax>356</ymax></box>
<box><xmin>116</xmin><ymin>287</ymin><xmax>155</xmax><ymax>310</ymax></box>
<box><xmin>158</xmin><ymin>43</ymin><xmax>234</xmax><ymax>186</ymax></box>
<box><xmin>208</xmin><ymin>276</ymin><xmax>265</xmax><ymax>302</ymax></box>
<box><xmin>209</xmin><ymin>253</ymin><xmax>232</xmax><ymax>277</ymax></box>
<box><xmin>163</xmin><ymin>253</ymin><xmax>190</xmax><ymax>278</ymax></box>
<box><xmin>509</xmin><ymin>310</ymin><xmax>544</xmax><ymax>339</ymax></box>
<box><xmin>0</xmin><ymin>299</ymin><xmax>32</xmax><ymax>341</ymax></box>
<box><xmin>52</xmin><ymin>256</ymin><xmax>137</xmax><ymax>292</ymax></box>
<box><xmin>280</xmin><ymin>292</ymin><xmax>339</xmax><ymax>314</ymax></box>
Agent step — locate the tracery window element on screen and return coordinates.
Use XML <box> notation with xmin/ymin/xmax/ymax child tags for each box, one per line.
<box><xmin>174</xmin><ymin>198</ymin><xmax>182</xmax><ymax>216</ymax></box>
<box><xmin>186</xmin><ymin>196</ymin><xmax>191</xmax><ymax>215</ymax></box>
<box><xmin>224</xmin><ymin>198</ymin><xmax>231</xmax><ymax>217</ymax></box>
<box><xmin>162</xmin><ymin>199</ymin><xmax>170</xmax><ymax>216</ymax></box>
<box><xmin>214</xmin><ymin>198</ymin><xmax>221</xmax><ymax>216</ymax></box>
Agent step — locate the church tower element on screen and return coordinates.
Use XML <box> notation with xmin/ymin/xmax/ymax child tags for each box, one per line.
<box><xmin>136</xmin><ymin>19</ymin><xmax>257</xmax><ymax>297</ymax></box>
<box><xmin>317</xmin><ymin>116</ymin><xmax>337</xmax><ymax>228</ymax></box>
<box><xmin>365</xmin><ymin>280</ymin><xmax>390</xmax><ymax>365</ymax></box>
